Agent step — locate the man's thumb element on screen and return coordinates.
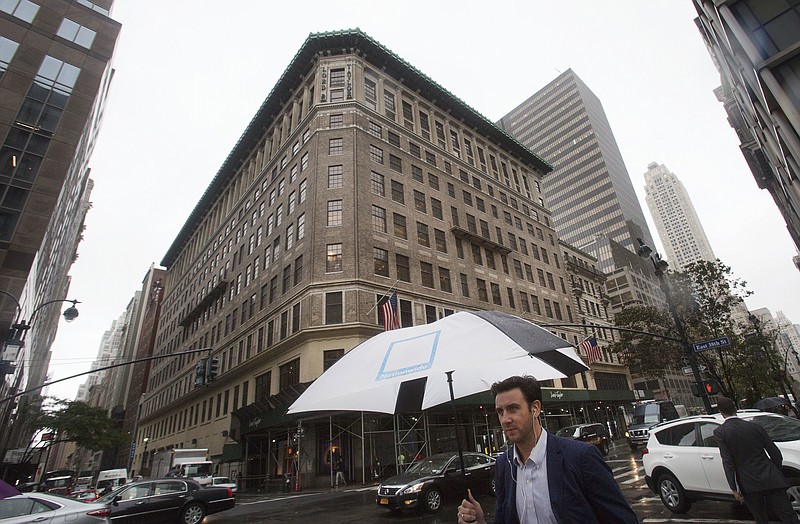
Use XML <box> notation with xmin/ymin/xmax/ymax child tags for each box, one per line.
<box><xmin>467</xmin><ymin>488</ymin><xmax>476</xmax><ymax>503</ymax></box>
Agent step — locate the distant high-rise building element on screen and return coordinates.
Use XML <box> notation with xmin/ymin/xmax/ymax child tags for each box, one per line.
<box><xmin>644</xmin><ymin>162</ymin><xmax>716</xmax><ymax>268</ymax></box>
<box><xmin>498</xmin><ymin>69</ymin><xmax>655</xmax><ymax>273</ymax></box>
<box><xmin>694</xmin><ymin>1</ymin><xmax>800</xmax><ymax>254</ymax></box>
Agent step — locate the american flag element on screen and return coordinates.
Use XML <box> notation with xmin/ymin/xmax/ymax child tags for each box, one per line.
<box><xmin>380</xmin><ymin>290</ymin><xmax>400</xmax><ymax>331</ymax></box>
<box><xmin>580</xmin><ymin>336</ymin><xmax>602</xmax><ymax>364</ymax></box>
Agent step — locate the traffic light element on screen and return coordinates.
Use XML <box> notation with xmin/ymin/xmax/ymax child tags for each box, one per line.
<box><xmin>207</xmin><ymin>357</ymin><xmax>220</xmax><ymax>382</ymax></box>
<box><xmin>704</xmin><ymin>380</ymin><xmax>721</xmax><ymax>395</ymax></box>
<box><xmin>194</xmin><ymin>357</ymin><xmax>207</xmax><ymax>387</ymax></box>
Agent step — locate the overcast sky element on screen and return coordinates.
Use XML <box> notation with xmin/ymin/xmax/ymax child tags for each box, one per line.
<box><xmin>43</xmin><ymin>1</ymin><xmax>800</xmax><ymax>400</ymax></box>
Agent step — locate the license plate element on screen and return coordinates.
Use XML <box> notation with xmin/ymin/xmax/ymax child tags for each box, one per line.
<box><xmin>379</xmin><ymin>498</ymin><xmax>388</xmax><ymax>505</ymax></box>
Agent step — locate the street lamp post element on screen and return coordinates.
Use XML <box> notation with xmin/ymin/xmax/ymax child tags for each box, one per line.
<box><xmin>0</xmin><ymin>291</ymin><xmax>80</xmax><ymax>471</ymax></box>
<box><xmin>636</xmin><ymin>239</ymin><xmax>713</xmax><ymax>415</ymax></box>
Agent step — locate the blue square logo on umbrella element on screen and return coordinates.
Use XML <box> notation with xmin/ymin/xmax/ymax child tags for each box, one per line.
<box><xmin>376</xmin><ymin>331</ymin><xmax>440</xmax><ymax>381</ymax></box>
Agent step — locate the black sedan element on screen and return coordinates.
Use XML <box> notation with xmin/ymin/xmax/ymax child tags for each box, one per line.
<box><xmin>95</xmin><ymin>478</ymin><xmax>235</xmax><ymax>524</ymax></box>
<box><xmin>376</xmin><ymin>452</ymin><xmax>495</xmax><ymax>513</ymax></box>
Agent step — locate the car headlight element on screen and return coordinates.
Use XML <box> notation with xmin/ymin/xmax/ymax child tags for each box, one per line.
<box><xmin>624</xmin><ymin>431</ymin><xmax>629</xmax><ymax>438</ymax></box>
<box><xmin>401</xmin><ymin>482</ymin><xmax>425</xmax><ymax>495</ymax></box>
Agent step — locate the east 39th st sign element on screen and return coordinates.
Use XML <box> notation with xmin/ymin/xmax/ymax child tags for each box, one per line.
<box><xmin>692</xmin><ymin>337</ymin><xmax>731</xmax><ymax>353</ymax></box>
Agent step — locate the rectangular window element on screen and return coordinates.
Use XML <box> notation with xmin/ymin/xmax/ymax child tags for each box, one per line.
<box><xmin>57</xmin><ymin>18</ymin><xmax>96</xmax><ymax>49</ymax></box>
<box><xmin>325</xmin><ymin>291</ymin><xmax>343</xmax><ymax>324</ymax></box>
<box><xmin>409</xmin><ymin>142</ymin><xmax>420</xmax><ymax>158</ymax></box>
<box><xmin>389</xmin><ymin>154</ymin><xmax>402</xmax><ymax>173</ymax></box>
<box><xmin>420</xmin><ymin>262</ymin><xmax>434</xmax><ymax>288</ymax></box>
<box><xmin>369</xmin><ymin>144</ymin><xmax>384</xmax><ymax>164</ymax></box>
<box><xmin>282</xmin><ymin>265</ymin><xmax>291</xmax><ymax>293</ymax></box>
<box><xmin>371</xmin><ymin>171</ymin><xmax>385</xmax><ymax>196</ymax></box>
<box><xmin>393</xmin><ymin>213</ymin><xmax>407</xmax><ymax>239</ymax></box>
<box><xmin>460</xmin><ymin>273</ymin><xmax>469</xmax><ymax>297</ymax></box>
<box><xmin>294</xmin><ymin>254</ymin><xmax>303</xmax><ymax>285</ymax></box>
<box><xmin>471</xmin><ymin>243</ymin><xmax>483</xmax><ymax>265</ymax></box>
<box><xmin>477</xmin><ymin>279</ymin><xmax>488</xmax><ymax>302</ymax></box>
<box><xmin>329</xmin><ymin>113</ymin><xmax>343</xmax><ymax>128</ymax></box>
<box><xmin>368</xmin><ymin>120</ymin><xmax>382</xmax><ymax>137</ymax></box>
<box><xmin>384</xmin><ymin>90</ymin><xmax>396</xmax><ymax>119</ymax></box>
<box><xmin>414</xmin><ymin>190</ymin><xmax>427</xmax><ymax>213</ymax></box>
<box><xmin>491</xmin><ymin>283</ymin><xmax>502</xmax><ymax>305</ymax></box>
<box><xmin>364</xmin><ymin>77</ymin><xmax>377</xmax><ymax>110</ymax></box>
<box><xmin>372</xmin><ymin>205</ymin><xmax>387</xmax><ymax>232</ymax></box>
<box><xmin>329</xmin><ymin>138</ymin><xmax>343</xmax><ymax>155</ymax></box>
<box><xmin>507</xmin><ymin>288</ymin><xmax>516</xmax><ymax>309</ymax></box>
<box><xmin>279</xmin><ymin>358</ymin><xmax>300</xmax><ymax>391</ymax></box>
<box><xmin>328</xmin><ymin>165</ymin><xmax>343</xmax><ymax>188</ymax></box>
<box><xmin>326</xmin><ymin>243</ymin><xmax>343</xmax><ymax>272</ymax></box>
<box><xmin>439</xmin><ymin>267</ymin><xmax>452</xmax><ymax>293</ymax></box>
<box><xmin>391</xmin><ymin>180</ymin><xmax>404</xmax><ymax>204</ymax></box>
<box><xmin>431</xmin><ymin>198</ymin><xmax>443</xmax><ymax>220</ymax></box>
<box><xmin>411</xmin><ymin>164</ymin><xmax>423</xmax><ymax>183</ymax></box>
<box><xmin>374</xmin><ymin>247</ymin><xmax>389</xmax><ymax>276</ymax></box>
<box><xmin>387</xmin><ymin>130</ymin><xmax>401</xmax><ymax>147</ymax></box>
<box><xmin>519</xmin><ymin>292</ymin><xmax>530</xmax><ymax>313</ymax></box>
<box><xmin>255</xmin><ymin>372</ymin><xmax>271</xmax><ymax>401</ymax></box>
<box><xmin>417</xmin><ymin>222</ymin><xmax>430</xmax><ymax>247</ymax></box>
<box><xmin>292</xmin><ymin>303</ymin><xmax>301</xmax><ymax>333</ymax></box>
<box><xmin>402</xmin><ymin>100</ymin><xmax>414</xmax><ymax>130</ymax></box>
<box><xmin>425</xmin><ymin>151</ymin><xmax>436</xmax><ymax>166</ymax></box>
<box><xmin>330</xmin><ymin>68</ymin><xmax>345</xmax><ymax>87</ymax></box>
<box><xmin>327</xmin><ymin>200</ymin><xmax>343</xmax><ymax>226</ymax></box>
<box><xmin>434</xmin><ymin>228</ymin><xmax>447</xmax><ymax>253</ymax></box>
<box><xmin>324</xmin><ymin>349</ymin><xmax>344</xmax><ymax>371</ymax></box>
<box><xmin>396</xmin><ymin>254</ymin><xmax>410</xmax><ymax>282</ymax></box>
<box><xmin>297</xmin><ymin>213</ymin><xmax>305</xmax><ymax>240</ymax></box>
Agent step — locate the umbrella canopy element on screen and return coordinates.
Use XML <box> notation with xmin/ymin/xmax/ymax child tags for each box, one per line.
<box><xmin>0</xmin><ymin>479</ymin><xmax>20</xmax><ymax>500</ymax></box>
<box><xmin>753</xmin><ymin>396</ymin><xmax>791</xmax><ymax>411</ymax></box>
<box><xmin>288</xmin><ymin>310</ymin><xmax>588</xmax><ymax>415</ymax></box>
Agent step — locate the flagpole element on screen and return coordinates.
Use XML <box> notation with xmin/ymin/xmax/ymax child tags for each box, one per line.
<box><xmin>365</xmin><ymin>278</ymin><xmax>400</xmax><ymax>316</ymax></box>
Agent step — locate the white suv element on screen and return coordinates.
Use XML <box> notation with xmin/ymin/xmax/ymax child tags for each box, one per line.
<box><xmin>643</xmin><ymin>411</ymin><xmax>800</xmax><ymax>514</ymax></box>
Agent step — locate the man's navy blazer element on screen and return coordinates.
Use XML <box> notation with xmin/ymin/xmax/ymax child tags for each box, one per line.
<box><xmin>493</xmin><ymin>434</ymin><xmax>639</xmax><ymax>524</ymax></box>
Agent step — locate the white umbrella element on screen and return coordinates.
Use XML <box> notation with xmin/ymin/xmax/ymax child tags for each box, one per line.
<box><xmin>289</xmin><ymin>310</ymin><xmax>587</xmax><ymax>415</ymax></box>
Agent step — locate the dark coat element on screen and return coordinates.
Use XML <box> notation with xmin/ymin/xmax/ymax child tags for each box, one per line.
<box><xmin>494</xmin><ymin>434</ymin><xmax>638</xmax><ymax>524</ymax></box>
<box><xmin>713</xmin><ymin>416</ymin><xmax>789</xmax><ymax>494</ymax></box>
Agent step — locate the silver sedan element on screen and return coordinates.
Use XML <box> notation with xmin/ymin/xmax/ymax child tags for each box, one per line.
<box><xmin>0</xmin><ymin>492</ymin><xmax>110</xmax><ymax>523</ymax></box>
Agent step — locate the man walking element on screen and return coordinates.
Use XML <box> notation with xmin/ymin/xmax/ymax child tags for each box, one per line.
<box><xmin>714</xmin><ymin>395</ymin><xmax>798</xmax><ymax>523</ymax></box>
<box><xmin>457</xmin><ymin>375</ymin><xmax>638</xmax><ymax>523</ymax></box>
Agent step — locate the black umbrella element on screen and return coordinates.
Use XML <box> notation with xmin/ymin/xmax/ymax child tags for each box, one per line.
<box><xmin>753</xmin><ymin>396</ymin><xmax>790</xmax><ymax>411</ymax></box>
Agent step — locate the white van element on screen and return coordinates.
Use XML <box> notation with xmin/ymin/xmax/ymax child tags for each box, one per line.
<box><xmin>96</xmin><ymin>469</ymin><xmax>129</xmax><ymax>493</ymax></box>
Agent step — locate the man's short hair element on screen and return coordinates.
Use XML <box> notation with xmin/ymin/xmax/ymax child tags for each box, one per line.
<box><xmin>717</xmin><ymin>396</ymin><xmax>736</xmax><ymax>416</ymax></box>
<box><xmin>491</xmin><ymin>375</ymin><xmax>542</xmax><ymax>406</ymax></box>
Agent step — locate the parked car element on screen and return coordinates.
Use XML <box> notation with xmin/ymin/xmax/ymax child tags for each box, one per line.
<box><xmin>210</xmin><ymin>476</ymin><xmax>237</xmax><ymax>495</ymax></box>
<box><xmin>0</xmin><ymin>492</ymin><xmax>110</xmax><ymax>523</ymax></box>
<box><xmin>376</xmin><ymin>452</ymin><xmax>495</xmax><ymax>513</ymax></box>
<box><xmin>643</xmin><ymin>411</ymin><xmax>800</xmax><ymax>514</ymax></box>
<box><xmin>95</xmin><ymin>478</ymin><xmax>235</xmax><ymax>524</ymax></box>
<box><xmin>555</xmin><ymin>423</ymin><xmax>611</xmax><ymax>455</ymax></box>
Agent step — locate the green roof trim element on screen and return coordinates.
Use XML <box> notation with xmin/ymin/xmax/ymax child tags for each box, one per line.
<box><xmin>161</xmin><ymin>28</ymin><xmax>552</xmax><ymax>267</ymax></box>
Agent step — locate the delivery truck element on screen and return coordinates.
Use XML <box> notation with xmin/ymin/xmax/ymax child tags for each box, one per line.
<box><xmin>151</xmin><ymin>448</ymin><xmax>213</xmax><ymax>486</ymax></box>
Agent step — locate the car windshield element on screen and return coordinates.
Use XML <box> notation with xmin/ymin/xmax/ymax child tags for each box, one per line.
<box><xmin>555</xmin><ymin>426</ymin><xmax>578</xmax><ymax>438</ymax></box>
<box><xmin>632</xmin><ymin>404</ymin><xmax>660</xmax><ymax>425</ymax></box>
<box><xmin>749</xmin><ymin>414</ymin><xmax>800</xmax><ymax>442</ymax></box>
<box><xmin>406</xmin><ymin>455</ymin><xmax>452</xmax><ymax>475</ymax></box>
<box><xmin>183</xmin><ymin>463</ymin><xmax>211</xmax><ymax>476</ymax></box>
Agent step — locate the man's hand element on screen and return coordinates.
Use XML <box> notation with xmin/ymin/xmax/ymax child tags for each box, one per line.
<box><xmin>733</xmin><ymin>490</ymin><xmax>744</xmax><ymax>503</ymax></box>
<box><xmin>458</xmin><ymin>489</ymin><xmax>485</xmax><ymax>524</ymax></box>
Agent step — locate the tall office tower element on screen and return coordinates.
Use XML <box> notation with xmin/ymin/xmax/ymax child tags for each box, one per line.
<box><xmin>132</xmin><ymin>30</ymin><xmax>636</xmax><ymax>488</ymax></box>
<box><xmin>498</xmin><ymin>69</ymin><xmax>655</xmax><ymax>273</ymax></box>
<box><xmin>644</xmin><ymin>162</ymin><xmax>716</xmax><ymax>268</ymax></box>
<box><xmin>0</xmin><ymin>0</ymin><xmax>120</xmax><ymax>457</ymax></box>
<box><xmin>694</xmin><ymin>1</ymin><xmax>800</xmax><ymax>253</ymax></box>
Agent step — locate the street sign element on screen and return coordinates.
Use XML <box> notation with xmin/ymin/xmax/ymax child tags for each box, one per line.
<box><xmin>682</xmin><ymin>365</ymin><xmax>708</xmax><ymax>375</ymax></box>
<box><xmin>692</xmin><ymin>337</ymin><xmax>730</xmax><ymax>353</ymax></box>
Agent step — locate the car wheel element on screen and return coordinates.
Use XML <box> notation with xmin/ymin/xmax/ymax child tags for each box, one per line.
<box><xmin>423</xmin><ymin>487</ymin><xmax>442</xmax><ymax>512</ymax></box>
<box><xmin>181</xmin><ymin>502</ymin><xmax>206</xmax><ymax>524</ymax></box>
<box><xmin>657</xmin><ymin>472</ymin><xmax>691</xmax><ymax>513</ymax></box>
